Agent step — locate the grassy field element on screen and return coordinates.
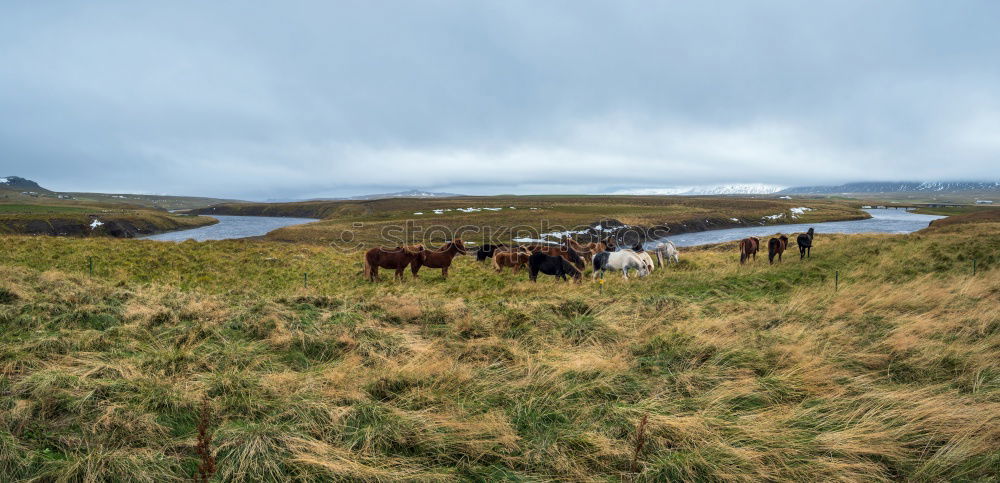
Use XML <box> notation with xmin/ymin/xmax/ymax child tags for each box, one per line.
<box><xmin>910</xmin><ymin>205</ymin><xmax>999</xmax><ymax>216</ymax></box>
<box><xmin>0</xmin><ymin>204</ymin><xmax>96</xmax><ymax>214</ymax></box>
<box><xmin>0</xmin><ymin>211</ymin><xmax>996</xmax><ymax>480</ymax></box>
<box><xmin>1</xmin><ymin>183</ymin><xmax>240</xmax><ymax>212</ymax></box>
<box><xmin>190</xmin><ymin>196</ymin><xmax>867</xmax><ymax>245</ymax></box>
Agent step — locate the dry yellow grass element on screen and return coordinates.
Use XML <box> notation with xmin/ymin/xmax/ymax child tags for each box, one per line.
<box><xmin>0</xmin><ymin>221</ymin><xmax>997</xmax><ymax>480</ymax></box>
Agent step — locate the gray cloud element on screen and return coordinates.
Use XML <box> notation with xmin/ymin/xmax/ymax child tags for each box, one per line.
<box><xmin>1</xmin><ymin>1</ymin><xmax>998</xmax><ymax>199</ymax></box>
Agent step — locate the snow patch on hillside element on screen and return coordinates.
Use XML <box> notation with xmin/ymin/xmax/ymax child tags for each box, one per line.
<box><xmin>614</xmin><ymin>183</ymin><xmax>785</xmax><ymax>196</ymax></box>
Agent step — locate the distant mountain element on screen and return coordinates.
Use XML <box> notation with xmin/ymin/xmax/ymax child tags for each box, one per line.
<box><xmin>311</xmin><ymin>189</ymin><xmax>465</xmax><ymax>201</ymax></box>
<box><xmin>614</xmin><ymin>184</ymin><xmax>785</xmax><ymax>196</ymax></box>
<box><xmin>780</xmin><ymin>181</ymin><xmax>1000</xmax><ymax>194</ymax></box>
<box><xmin>0</xmin><ymin>176</ymin><xmax>48</xmax><ymax>192</ymax></box>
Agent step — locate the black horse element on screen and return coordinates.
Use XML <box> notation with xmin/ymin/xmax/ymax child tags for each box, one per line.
<box><xmin>796</xmin><ymin>228</ymin><xmax>814</xmax><ymax>260</ymax></box>
<box><xmin>475</xmin><ymin>243</ymin><xmax>507</xmax><ymax>262</ymax></box>
<box><xmin>528</xmin><ymin>252</ymin><xmax>582</xmax><ymax>282</ymax></box>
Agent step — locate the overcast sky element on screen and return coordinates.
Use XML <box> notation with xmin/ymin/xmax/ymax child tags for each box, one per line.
<box><xmin>2</xmin><ymin>1</ymin><xmax>998</xmax><ymax>200</ymax></box>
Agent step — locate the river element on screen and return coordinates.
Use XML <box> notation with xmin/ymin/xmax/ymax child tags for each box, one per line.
<box><xmin>142</xmin><ymin>215</ymin><xmax>317</xmax><ymax>241</ymax></box>
<box><xmin>142</xmin><ymin>208</ymin><xmax>943</xmax><ymax>244</ymax></box>
<box><xmin>656</xmin><ymin>208</ymin><xmax>945</xmax><ymax>247</ymax></box>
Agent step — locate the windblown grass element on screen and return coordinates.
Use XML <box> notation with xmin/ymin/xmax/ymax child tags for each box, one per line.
<box><xmin>0</xmin><ymin>221</ymin><xmax>997</xmax><ymax>480</ymax></box>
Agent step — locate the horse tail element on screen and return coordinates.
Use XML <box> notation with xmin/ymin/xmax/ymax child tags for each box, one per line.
<box><xmin>492</xmin><ymin>254</ymin><xmax>502</xmax><ymax>272</ymax></box>
<box><xmin>363</xmin><ymin>252</ymin><xmax>373</xmax><ymax>281</ymax></box>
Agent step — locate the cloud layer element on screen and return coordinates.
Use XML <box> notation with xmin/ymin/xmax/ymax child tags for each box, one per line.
<box><xmin>1</xmin><ymin>1</ymin><xmax>998</xmax><ymax>199</ymax></box>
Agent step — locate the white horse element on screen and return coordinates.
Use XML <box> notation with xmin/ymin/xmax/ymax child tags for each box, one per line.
<box><xmin>651</xmin><ymin>241</ymin><xmax>679</xmax><ymax>266</ymax></box>
<box><xmin>592</xmin><ymin>249</ymin><xmax>649</xmax><ymax>280</ymax></box>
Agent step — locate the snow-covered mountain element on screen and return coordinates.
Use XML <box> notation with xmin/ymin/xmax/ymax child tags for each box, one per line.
<box><xmin>307</xmin><ymin>189</ymin><xmax>465</xmax><ymax>201</ymax></box>
<box><xmin>780</xmin><ymin>181</ymin><xmax>1000</xmax><ymax>194</ymax></box>
<box><xmin>614</xmin><ymin>184</ymin><xmax>785</xmax><ymax>196</ymax></box>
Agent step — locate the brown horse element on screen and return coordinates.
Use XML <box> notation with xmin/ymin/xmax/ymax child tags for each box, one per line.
<box><xmin>768</xmin><ymin>235</ymin><xmax>788</xmax><ymax>265</ymax></box>
<box><xmin>493</xmin><ymin>250</ymin><xmax>531</xmax><ymax>273</ymax></box>
<box><xmin>524</xmin><ymin>243</ymin><xmax>586</xmax><ymax>271</ymax></box>
<box><xmin>568</xmin><ymin>238</ymin><xmax>613</xmax><ymax>263</ymax></box>
<box><xmin>364</xmin><ymin>244</ymin><xmax>424</xmax><ymax>282</ymax></box>
<box><xmin>564</xmin><ymin>238</ymin><xmax>592</xmax><ymax>262</ymax></box>
<box><xmin>411</xmin><ymin>239</ymin><xmax>467</xmax><ymax>279</ymax></box>
<box><xmin>739</xmin><ymin>237</ymin><xmax>760</xmax><ymax>264</ymax></box>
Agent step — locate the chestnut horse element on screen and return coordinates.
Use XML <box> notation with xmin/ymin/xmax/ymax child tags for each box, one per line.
<box><xmin>493</xmin><ymin>250</ymin><xmax>531</xmax><ymax>273</ymax></box>
<box><xmin>739</xmin><ymin>237</ymin><xmax>760</xmax><ymax>264</ymax></box>
<box><xmin>411</xmin><ymin>239</ymin><xmax>467</xmax><ymax>279</ymax></box>
<box><xmin>768</xmin><ymin>235</ymin><xmax>788</xmax><ymax>264</ymax></box>
<box><xmin>364</xmin><ymin>244</ymin><xmax>424</xmax><ymax>282</ymax></box>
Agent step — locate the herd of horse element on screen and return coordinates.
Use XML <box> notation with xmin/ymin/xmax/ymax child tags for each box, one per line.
<box><xmin>363</xmin><ymin>227</ymin><xmax>816</xmax><ymax>282</ymax></box>
<box><xmin>739</xmin><ymin>227</ymin><xmax>815</xmax><ymax>264</ymax></box>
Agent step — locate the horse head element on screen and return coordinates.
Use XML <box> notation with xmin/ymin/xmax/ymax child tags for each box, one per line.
<box><xmin>563</xmin><ymin>259</ymin><xmax>583</xmax><ymax>283</ymax></box>
<box><xmin>565</xmin><ymin>246</ymin><xmax>585</xmax><ymax>270</ymax></box>
<box><xmin>450</xmin><ymin>239</ymin><xmax>467</xmax><ymax>255</ymax></box>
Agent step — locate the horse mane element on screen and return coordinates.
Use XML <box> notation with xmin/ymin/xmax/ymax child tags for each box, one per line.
<box><xmin>402</xmin><ymin>244</ymin><xmax>424</xmax><ymax>255</ymax></box>
<box><xmin>565</xmin><ymin>245</ymin><xmax>583</xmax><ymax>265</ymax></box>
<box><xmin>439</xmin><ymin>239</ymin><xmax>466</xmax><ymax>254</ymax></box>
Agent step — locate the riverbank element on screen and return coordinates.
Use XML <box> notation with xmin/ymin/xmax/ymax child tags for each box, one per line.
<box><xmin>238</xmin><ymin>196</ymin><xmax>867</xmax><ymax>245</ymax></box>
<box><xmin>0</xmin><ymin>211</ymin><xmax>217</xmax><ymax>238</ymax></box>
<box><xmin>655</xmin><ymin>208</ymin><xmax>942</xmax><ymax>247</ymax></box>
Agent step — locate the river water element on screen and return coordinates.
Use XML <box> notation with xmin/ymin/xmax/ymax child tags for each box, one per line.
<box><xmin>656</xmin><ymin>208</ymin><xmax>945</xmax><ymax>247</ymax></box>
<box><xmin>142</xmin><ymin>215</ymin><xmax>317</xmax><ymax>241</ymax></box>
<box><xmin>142</xmin><ymin>209</ymin><xmax>943</xmax><ymax>245</ymax></box>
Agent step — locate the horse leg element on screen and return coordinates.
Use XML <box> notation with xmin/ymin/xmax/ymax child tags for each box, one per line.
<box><xmin>442</xmin><ymin>266</ymin><xmax>449</xmax><ymax>279</ymax></box>
<box><xmin>395</xmin><ymin>267</ymin><xmax>405</xmax><ymax>281</ymax></box>
<box><xmin>370</xmin><ymin>265</ymin><xmax>379</xmax><ymax>282</ymax></box>
<box><xmin>411</xmin><ymin>261</ymin><xmax>421</xmax><ymax>279</ymax></box>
